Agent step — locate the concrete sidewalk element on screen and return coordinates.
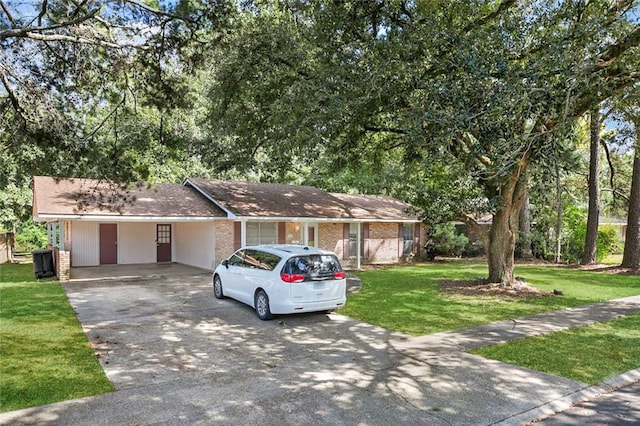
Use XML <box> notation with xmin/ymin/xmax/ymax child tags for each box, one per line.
<box><xmin>1</xmin><ymin>276</ymin><xmax>639</xmax><ymax>425</ymax></box>
<box><xmin>392</xmin><ymin>295</ymin><xmax>640</xmax><ymax>425</ymax></box>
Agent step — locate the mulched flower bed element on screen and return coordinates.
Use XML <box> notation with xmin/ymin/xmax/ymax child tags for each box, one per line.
<box><xmin>439</xmin><ymin>278</ymin><xmax>554</xmax><ymax>298</ymax></box>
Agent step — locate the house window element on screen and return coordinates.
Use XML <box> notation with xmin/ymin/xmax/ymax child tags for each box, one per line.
<box><xmin>246</xmin><ymin>222</ymin><xmax>277</xmax><ymax>245</ymax></box>
<box><xmin>403</xmin><ymin>223</ymin><xmax>414</xmax><ymax>255</ymax></box>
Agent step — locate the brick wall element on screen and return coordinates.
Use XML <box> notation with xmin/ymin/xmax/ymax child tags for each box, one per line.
<box><xmin>317</xmin><ymin>222</ymin><xmax>425</xmax><ymax>267</ymax></box>
<box><xmin>319</xmin><ymin>223</ymin><xmax>345</xmax><ymax>258</ymax></box>
<box><xmin>56</xmin><ymin>248</ymin><xmax>71</xmax><ymax>281</ymax></box>
<box><xmin>215</xmin><ymin>220</ymin><xmax>235</xmax><ymax>264</ymax></box>
<box><xmin>284</xmin><ymin>223</ymin><xmax>302</xmax><ymax>244</ymax></box>
<box><xmin>222</xmin><ymin>221</ymin><xmax>423</xmax><ymax>269</ymax></box>
<box><xmin>367</xmin><ymin>223</ymin><xmax>404</xmax><ymax>264</ymax></box>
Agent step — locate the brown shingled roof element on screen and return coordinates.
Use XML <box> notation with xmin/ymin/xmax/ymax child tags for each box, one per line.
<box><xmin>186</xmin><ymin>178</ymin><xmax>419</xmax><ymax>221</ymax></box>
<box><xmin>186</xmin><ymin>179</ymin><xmax>353</xmax><ymax>218</ymax></box>
<box><xmin>33</xmin><ymin>176</ymin><xmax>226</xmax><ymax>219</ymax></box>
<box><xmin>330</xmin><ymin>193</ymin><xmax>419</xmax><ymax>221</ymax></box>
<box><xmin>33</xmin><ymin>176</ymin><xmax>421</xmax><ymax>222</ymax></box>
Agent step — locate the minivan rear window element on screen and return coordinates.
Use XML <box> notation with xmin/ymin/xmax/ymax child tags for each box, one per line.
<box><xmin>282</xmin><ymin>255</ymin><xmax>343</xmax><ymax>281</ymax></box>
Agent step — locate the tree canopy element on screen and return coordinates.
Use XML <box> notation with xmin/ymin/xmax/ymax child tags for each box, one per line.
<box><xmin>206</xmin><ymin>0</ymin><xmax>640</xmax><ymax>282</ymax></box>
<box><xmin>1</xmin><ymin>0</ymin><xmax>639</xmax><ymax>278</ymax></box>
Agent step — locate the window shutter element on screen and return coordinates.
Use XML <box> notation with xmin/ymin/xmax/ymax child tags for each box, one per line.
<box><xmin>277</xmin><ymin>222</ymin><xmax>286</xmax><ymax>244</ymax></box>
<box><xmin>414</xmin><ymin>223</ymin><xmax>421</xmax><ymax>256</ymax></box>
<box><xmin>233</xmin><ymin>222</ymin><xmax>242</xmax><ymax>250</ymax></box>
<box><xmin>343</xmin><ymin>223</ymin><xmax>350</xmax><ymax>260</ymax></box>
<box><xmin>362</xmin><ymin>223</ymin><xmax>370</xmax><ymax>260</ymax></box>
<box><xmin>398</xmin><ymin>224</ymin><xmax>404</xmax><ymax>258</ymax></box>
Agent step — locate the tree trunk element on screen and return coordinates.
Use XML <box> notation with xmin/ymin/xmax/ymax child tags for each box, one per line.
<box><xmin>555</xmin><ymin>162</ymin><xmax>563</xmax><ymax>263</ymax></box>
<box><xmin>582</xmin><ymin>108</ymin><xmax>601</xmax><ymax>264</ymax></box>
<box><xmin>622</xmin><ymin>136</ymin><xmax>640</xmax><ymax>269</ymax></box>
<box><xmin>518</xmin><ymin>189</ymin><xmax>533</xmax><ymax>259</ymax></box>
<box><xmin>487</xmin><ymin>158</ymin><xmax>529</xmax><ymax>285</ymax></box>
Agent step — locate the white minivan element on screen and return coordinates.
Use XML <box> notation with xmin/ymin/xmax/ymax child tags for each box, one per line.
<box><xmin>213</xmin><ymin>245</ymin><xmax>347</xmax><ymax>320</ymax></box>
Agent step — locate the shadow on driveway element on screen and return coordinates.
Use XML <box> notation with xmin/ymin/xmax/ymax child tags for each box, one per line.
<box><xmin>2</xmin><ymin>273</ymin><xmax>594</xmax><ymax>425</ymax></box>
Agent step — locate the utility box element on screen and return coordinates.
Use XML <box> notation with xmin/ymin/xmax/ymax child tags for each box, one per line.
<box><xmin>33</xmin><ymin>249</ymin><xmax>55</xmax><ymax>279</ymax></box>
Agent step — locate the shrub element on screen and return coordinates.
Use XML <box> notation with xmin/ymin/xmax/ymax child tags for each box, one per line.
<box><xmin>530</xmin><ymin>224</ymin><xmax>555</xmax><ymax>261</ymax></box>
<box><xmin>430</xmin><ymin>223</ymin><xmax>469</xmax><ymax>258</ymax></box>
<box><xmin>560</xmin><ymin>207</ymin><xmax>622</xmax><ymax>263</ymax></box>
<box><xmin>596</xmin><ymin>226</ymin><xmax>621</xmax><ymax>262</ymax></box>
<box><xmin>14</xmin><ymin>220</ymin><xmax>47</xmax><ymax>252</ymax></box>
<box><xmin>561</xmin><ymin>206</ymin><xmax>586</xmax><ymax>263</ymax></box>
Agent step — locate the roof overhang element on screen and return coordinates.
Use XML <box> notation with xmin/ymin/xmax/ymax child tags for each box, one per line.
<box><xmin>234</xmin><ymin>216</ymin><xmax>421</xmax><ymax>223</ymax></box>
<box><xmin>34</xmin><ymin>214</ymin><xmax>225</xmax><ymax>223</ymax></box>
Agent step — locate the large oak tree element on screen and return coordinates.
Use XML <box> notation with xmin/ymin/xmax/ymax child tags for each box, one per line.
<box><xmin>208</xmin><ymin>0</ymin><xmax>640</xmax><ymax>284</ymax></box>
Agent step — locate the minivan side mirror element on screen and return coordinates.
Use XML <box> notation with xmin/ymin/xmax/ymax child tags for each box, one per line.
<box><xmin>222</xmin><ymin>259</ymin><xmax>229</xmax><ymax>268</ymax></box>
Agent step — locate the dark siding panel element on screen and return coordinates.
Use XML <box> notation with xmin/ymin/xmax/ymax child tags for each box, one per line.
<box><xmin>233</xmin><ymin>222</ymin><xmax>242</xmax><ymax>250</ymax></box>
<box><xmin>343</xmin><ymin>223</ymin><xmax>350</xmax><ymax>260</ymax></box>
<box><xmin>362</xmin><ymin>223</ymin><xmax>370</xmax><ymax>260</ymax></box>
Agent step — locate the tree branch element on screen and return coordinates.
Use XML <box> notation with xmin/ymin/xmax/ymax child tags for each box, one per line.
<box><xmin>363</xmin><ymin>125</ymin><xmax>409</xmax><ymax>135</ymax></box>
<box><xmin>0</xmin><ymin>0</ymin><xmax>16</xmax><ymax>26</ymax></box>
<box><xmin>123</xmin><ymin>0</ymin><xmax>192</xmax><ymax>23</ymax></box>
<box><xmin>13</xmin><ymin>31</ymin><xmax>149</xmax><ymax>50</ymax></box>
<box><xmin>37</xmin><ymin>0</ymin><xmax>48</xmax><ymax>27</ymax></box>
<box><xmin>418</xmin><ymin>0</ymin><xmax>517</xmax><ymax>79</ymax></box>
<box><xmin>596</xmin><ymin>25</ymin><xmax>640</xmax><ymax>68</ymax></box>
<box><xmin>0</xmin><ymin>8</ymin><xmax>101</xmax><ymax>41</ymax></box>
<box><xmin>600</xmin><ymin>139</ymin><xmax>615</xmax><ymax>189</ymax></box>
<box><xmin>0</xmin><ymin>66</ymin><xmax>26</xmax><ymax>117</ymax></box>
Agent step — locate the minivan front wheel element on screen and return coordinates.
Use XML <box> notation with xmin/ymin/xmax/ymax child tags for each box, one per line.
<box><xmin>213</xmin><ymin>275</ymin><xmax>225</xmax><ymax>299</ymax></box>
<box><xmin>255</xmin><ymin>290</ymin><xmax>273</xmax><ymax>320</ymax></box>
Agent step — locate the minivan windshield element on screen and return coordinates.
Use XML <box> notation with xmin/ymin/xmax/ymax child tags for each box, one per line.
<box><xmin>282</xmin><ymin>255</ymin><xmax>342</xmax><ymax>281</ymax></box>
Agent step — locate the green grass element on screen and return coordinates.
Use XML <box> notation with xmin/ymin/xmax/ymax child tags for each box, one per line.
<box><xmin>471</xmin><ymin>313</ymin><xmax>640</xmax><ymax>384</ymax></box>
<box><xmin>0</xmin><ymin>263</ymin><xmax>113</xmax><ymax>413</ymax></box>
<box><xmin>601</xmin><ymin>253</ymin><xmax>623</xmax><ymax>265</ymax></box>
<box><xmin>341</xmin><ymin>261</ymin><xmax>640</xmax><ymax>336</ymax></box>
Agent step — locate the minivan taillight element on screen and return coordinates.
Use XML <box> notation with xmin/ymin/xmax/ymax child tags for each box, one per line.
<box><xmin>334</xmin><ymin>271</ymin><xmax>347</xmax><ymax>280</ymax></box>
<box><xmin>281</xmin><ymin>273</ymin><xmax>305</xmax><ymax>283</ymax></box>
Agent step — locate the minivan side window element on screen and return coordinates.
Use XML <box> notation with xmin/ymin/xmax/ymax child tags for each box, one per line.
<box><xmin>243</xmin><ymin>249</ymin><xmax>281</xmax><ymax>271</ymax></box>
<box><xmin>227</xmin><ymin>250</ymin><xmax>245</xmax><ymax>267</ymax></box>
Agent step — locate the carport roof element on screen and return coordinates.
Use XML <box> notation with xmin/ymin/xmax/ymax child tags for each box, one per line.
<box><xmin>33</xmin><ymin>176</ymin><xmax>227</xmax><ymax>221</ymax></box>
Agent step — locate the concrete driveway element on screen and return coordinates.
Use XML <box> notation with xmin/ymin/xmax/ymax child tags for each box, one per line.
<box><xmin>2</xmin><ymin>271</ymin><xmax>611</xmax><ymax>425</ymax></box>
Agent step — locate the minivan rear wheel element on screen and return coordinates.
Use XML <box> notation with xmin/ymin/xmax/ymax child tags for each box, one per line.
<box><xmin>255</xmin><ymin>290</ymin><xmax>273</xmax><ymax>320</ymax></box>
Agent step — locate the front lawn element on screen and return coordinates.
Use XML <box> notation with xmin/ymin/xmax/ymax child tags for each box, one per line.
<box><xmin>472</xmin><ymin>313</ymin><xmax>640</xmax><ymax>384</ymax></box>
<box><xmin>0</xmin><ymin>263</ymin><xmax>113</xmax><ymax>413</ymax></box>
<box><xmin>341</xmin><ymin>261</ymin><xmax>640</xmax><ymax>336</ymax></box>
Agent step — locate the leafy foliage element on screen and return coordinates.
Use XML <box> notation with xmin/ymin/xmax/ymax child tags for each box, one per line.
<box><xmin>1</xmin><ymin>0</ymin><xmax>639</xmax><ymax>279</ymax></box>
<box><xmin>561</xmin><ymin>205</ymin><xmax>622</xmax><ymax>263</ymax></box>
<box><xmin>430</xmin><ymin>223</ymin><xmax>469</xmax><ymax>258</ymax></box>
<box><xmin>205</xmin><ymin>0</ymin><xmax>640</xmax><ymax>282</ymax></box>
<box><xmin>14</xmin><ymin>219</ymin><xmax>47</xmax><ymax>252</ymax></box>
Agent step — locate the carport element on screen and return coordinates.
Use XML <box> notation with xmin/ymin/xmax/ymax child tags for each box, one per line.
<box><xmin>69</xmin><ymin>263</ymin><xmax>210</xmax><ymax>282</ymax></box>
